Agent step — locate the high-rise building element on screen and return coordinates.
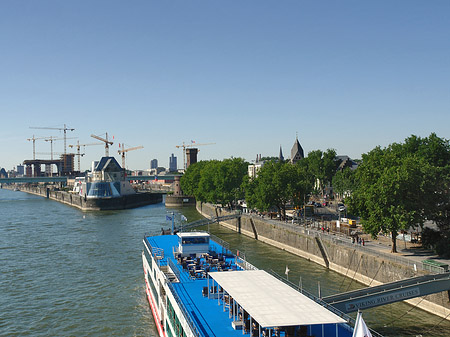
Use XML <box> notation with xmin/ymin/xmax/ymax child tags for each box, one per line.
<box><xmin>186</xmin><ymin>148</ymin><xmax>198</xmax><ymax>169</ymax></box>
<box><xmin>169</xmin><ymin>153</ymin><xmax>177</xmax><ymax>172</ymax></box>
<box><xmin>151</xmin><ymin>159</ymin><xmax>158</xmax><ymax>169</ymax></box>
<box><xmin>16</xmin><ymin>164</ymin><xmax>24</xmax><ymax>176</ymax></box>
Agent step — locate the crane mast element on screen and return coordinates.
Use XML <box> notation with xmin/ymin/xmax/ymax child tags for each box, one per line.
<box><xmin>29</xmin><ymin>124</ymin><xmax>75</xmax><ymax>155</ymax></box>
<box><xmin>91</xmin><ymin>132</ymin><xmax>114</xmax><ymax>157</ymax></box>
<box><xmin>69</xmin><ymin>141</ymin><xmax>102</xmax><ymax>172</ymax></box>
<box><xmin>118</xmin><ymin>144</ymin><xmax>144</xmax><ymax>170</ymax></box>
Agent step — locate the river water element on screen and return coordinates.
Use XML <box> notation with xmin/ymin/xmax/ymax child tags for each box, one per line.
<box><xmin>0</xmin><ymin>188</ymin><xmax>449</xmax><ymax>336</ymax></box>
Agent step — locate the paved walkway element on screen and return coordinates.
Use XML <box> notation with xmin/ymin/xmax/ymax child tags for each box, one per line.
<box><xmin>249</xmin><ymin>207</ymin><xmax>450</xmax><ymax>270</ymax></box>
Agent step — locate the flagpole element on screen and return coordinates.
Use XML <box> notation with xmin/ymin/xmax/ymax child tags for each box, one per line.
<box><xmin>171</xmin><ymin>211</ymin><xmax>174</xmax><ymax>234</ymax></box>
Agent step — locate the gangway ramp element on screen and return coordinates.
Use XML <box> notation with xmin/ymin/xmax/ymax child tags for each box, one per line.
<box><xmin>323</xmin><ymin>272</ymin><xmax>450</xmax><ymax>313</ymax></box>
<box><xmin>177</xmin><ymin>214</ymin><xmax>240</xmax><ymax>232</ymax></box>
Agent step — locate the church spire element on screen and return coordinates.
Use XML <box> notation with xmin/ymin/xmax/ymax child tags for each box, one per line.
<box><xmin>279</xmin><ymin>145</ymin><xmax>284</xmax><ymax>162</ymax></box>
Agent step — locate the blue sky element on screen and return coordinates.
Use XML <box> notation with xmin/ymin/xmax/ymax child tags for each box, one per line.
<box><xmin>1</xmin><ymin>1</ymin><xmax>449</xmax><ymax>171</ymax></box>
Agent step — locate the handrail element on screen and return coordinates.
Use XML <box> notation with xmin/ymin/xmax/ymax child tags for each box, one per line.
<box><xmin>267</xmin><ymin>270</ymin><xmax>384</xmax><ymax>337</ymax></box>
<box><xmin>166</xmin><ymin>282</ymin><xmax>202</xmax><ymax>337</ymax></box>
<box><xmin>168</xmin><ymin>257</ymin><xmax>180</xmax><ymax>281</ymax></box>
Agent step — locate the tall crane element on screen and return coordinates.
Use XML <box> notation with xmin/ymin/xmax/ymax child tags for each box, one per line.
<box><xmin>91</xmin><ymin>132</ymin><xmax>113</xmax><ymax>157</ymax></box>
<box><xmin>118</xmin><ymin>144</ymin><xmax>144</xmax><ymax>169</ymax></box>
<box><xmin>175</xmin><ymin>141</ymin><xmax>215</xmax><ymax>170</ymax></box>
<box><xmin>69</xmin><ymin>141</ymin><xmax>103</xmax><ymax>172</ymax></box>
<box><xmin>44</xmin><ymin>136</ymin><xmax>77</xmax><ymax>160</ymax></box>
<box><xmin>27</xmin><ymin>135</ymin><xmax>48</xmax><ymax>160</ymax></box>
<box><xmin>29</xmin><ymin>124</ymin><xmax>75</xmax><ymax>155</ymax></box>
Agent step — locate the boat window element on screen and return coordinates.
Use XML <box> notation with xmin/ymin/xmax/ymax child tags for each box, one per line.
<box><xmin>181</xmin><ymin>237</ymin><xmax>208</xmax><ymax>245</ymax></box>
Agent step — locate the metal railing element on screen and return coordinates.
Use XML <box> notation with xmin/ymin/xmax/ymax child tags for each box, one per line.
<box><xmin>166</xmin><ymin>282</ymin><xmax>202</xmax><ymax>337</ymax></box>
<box><xmin>322</xmin><ymin>234</ymin><xmax>447</xmax><ymax>274</ymax></box>
<box><xmin>168</xmin><ymin>257</ymin><xmax>181</xmax><ymax>281</ymax></box>
<box><xmin>267</xmin><ymin>270</ymin><xmax>384</xmax><ymax>337</ymax></box>
<box><xmin>243</xmin><ymin>215</ymin><xmax>447</xmax><ymax>274</ymax></box>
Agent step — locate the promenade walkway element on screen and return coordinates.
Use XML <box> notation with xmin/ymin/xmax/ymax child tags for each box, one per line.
<box><xmin>249</xmin><ymin>207</ymin><xmax>450</xmax><ymax>273</ymax></box>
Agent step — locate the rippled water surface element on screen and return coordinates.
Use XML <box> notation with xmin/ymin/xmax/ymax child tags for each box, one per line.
<box><xmin>1</xmin><ymin>189</ymin><xmax>449</xmax><ymax>336</ymax></box>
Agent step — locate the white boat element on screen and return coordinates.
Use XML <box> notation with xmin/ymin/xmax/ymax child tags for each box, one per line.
<box><xmin>142</xmin><ymin>230</ymin><xmax>374</xmax><ymax>337</ymax></box>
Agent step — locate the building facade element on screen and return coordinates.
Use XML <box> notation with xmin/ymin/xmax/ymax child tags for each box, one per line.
<box><xmin>169</xmin><ymin>153</ymin><xmax>177</xmax><ymax>172</ymax></box>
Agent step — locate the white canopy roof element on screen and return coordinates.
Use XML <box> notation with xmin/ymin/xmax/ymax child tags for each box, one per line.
<box><xmin>209</xmin><ymin>270</ymin><xmax>346</xmax><ymax>328</ymax></box>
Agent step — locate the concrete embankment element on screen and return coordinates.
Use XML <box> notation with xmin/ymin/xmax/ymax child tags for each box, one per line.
<box><xmin>16</xmin><ymin>185</ymin><xmax>163</xmax><ymax>211</ymax></box>
<box><xmin>197</xmin><ymin>202</ymin><xmax>450</xmax><ymax>321</ymax></box>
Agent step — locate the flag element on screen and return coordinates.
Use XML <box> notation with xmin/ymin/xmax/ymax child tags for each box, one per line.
<box><xmin>181</xmin><ymin>215</ymin><xmax>187</xmax><ymax>221</ymax></box>
<box><xmin>191</xmin><ymin>140</ymin><xmax>195</xmax><ymax>144</ymax></box>
<box><xmin>285</xmin><ymin>265</ymin><xmax>290</xmax><ymax>276</ymax></box>
<box><xmin>237</xmin><ymin>250</ymin><xmax>240</xmax><ymax>256</ymax></box>
<box><xmin>352</xmin><ymin>311</ymin><xmax>372</xmax><ymax>337</ymax></box>
<box><xmin>166</xmin><ymin>215</ymin><xmax>172</xmax><ymax>221</ymax></box>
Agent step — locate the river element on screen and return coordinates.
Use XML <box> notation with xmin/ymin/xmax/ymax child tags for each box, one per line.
<box><xmin>0</xmin><ymin>188</ymin><xmax>449</xmax><ymax>336</ymax></box>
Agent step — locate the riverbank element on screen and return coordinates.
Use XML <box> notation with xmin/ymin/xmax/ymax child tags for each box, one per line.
<box><xmin>196</xmin><ymin>202</ymin><xmax>450</xmax><ymax>321</ymax></box>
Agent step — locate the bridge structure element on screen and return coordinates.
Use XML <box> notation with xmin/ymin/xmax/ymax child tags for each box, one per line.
<box><xmin>0</xmin><ymin>175</ymin><xmax>182</xmax><ymax>184</ymax></box>
<box><xmin>175</xmin><ymin>214</ymin><xmax>241</xmax><ymax>232</ymax></box>
<box><xmin>322</xmin><ymin>272</ymin><xmax>450</xmax><ymax>313</ymax></box>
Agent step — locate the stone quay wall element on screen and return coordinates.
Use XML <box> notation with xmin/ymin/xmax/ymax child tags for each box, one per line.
<box><xmin>197</xmin><ymin>202</ymin><xmax>450</xmax><ymax>320</ymax></box>
<box><xmin>19</xmin><ymin>185</ymin><xmax>162</xmax><ymax>210</ymax></box>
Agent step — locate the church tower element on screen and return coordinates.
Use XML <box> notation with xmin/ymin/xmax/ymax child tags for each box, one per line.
<box><xmin>290</xmin><ymin>135</ymin><xmax>304</xmax><ymax>164</ymax></box>
<box><xmin>279</xmin><ymin>145</ymin><xmax>284</xmax><ymax>162</ymax></box>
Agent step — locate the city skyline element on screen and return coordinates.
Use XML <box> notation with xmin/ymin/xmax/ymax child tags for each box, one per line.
<box><xmin>1</xmin><ymin>1</ymin><xmax>449</xmax><ymax>171</ymax></box>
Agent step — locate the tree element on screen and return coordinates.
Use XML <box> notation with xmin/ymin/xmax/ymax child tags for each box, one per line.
<box><xmin>245</xmin><ymin>161</ymin><xmax>312</xmax><ymax>219</ymax></box>
<box><xmin>301</xmin><ymin>149</ymin><xmax>337</xmax><ymax>195</ymax></box>
<box><xmin>180</xmin><ymin>161</ymin><xmax>207</xmax><ymax>196</ymax></box>
<box><xmin>181</xmin><ymin>158</ymin><xmax>248</xmax><ymax>208</ymax></box>
<box><xmin>332</xmin><ymin>167</ymin><xmax>356</xmax><ymax>200</ymax></box>
<box><xmin>348</xmin><ymin>143</ymin><xmax>438</xmax><ymax>253</ymax></box>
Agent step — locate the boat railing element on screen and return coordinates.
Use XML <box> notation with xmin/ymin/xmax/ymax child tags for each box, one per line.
<box><xmin>167</xmin><ymin>257</ymin><xmax>181</xmax><ymax>281</ymax></box>
<box><xmin>267</xmin><ymin>270</ymin><xmax>384</xmax><ymax>337</ymax></box>
<box><xmin>209</xmin><ymin>234</ymin><xmax>232</xmax><ymax>254</ymax></box>
<box><xmin>236</xmin><ymin>255</ymin><xmax>258</xmax><ymax>271</ymax></box>
<box><xmin>166</xmin><ymin>282</ymin><xmax>202</xmax><ymax>337</ymax></box>
<box><xmin>143</xmin><ymin>237</ymin><xmax>165</xmax><ymax>263</ymax></box>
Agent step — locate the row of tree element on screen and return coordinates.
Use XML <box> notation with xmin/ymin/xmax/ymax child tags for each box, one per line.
<box><xmin>180</xmin><ymin>149</ymin><xmax>339</xmax><ymax>218</ymax></box>
<box><xmin>180</xmin><ymin>133</ymin><xmax>450</xmax><ymax>256</ymax></box>
<box><xmin>347</xmin><ymin>133</ymin><xmax>450</xmax><ymax>254</ymax></box>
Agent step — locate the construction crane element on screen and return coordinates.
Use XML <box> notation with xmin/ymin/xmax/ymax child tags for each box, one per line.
<box><xmin>44</xmin><ymin>136</ymin><xmax>77</xmax><ymax>160</ymax></box>
<box><xmin>69</xmin><ymin>141</ymin><xmax>103</xmax><ymax>172</ymax></box>
<box><xmin>175</xmin><ymin>141</ymin><xmax>215</xmax><ymax>170</ymax></box>
<box><xmin>91</xmin><ymin>132</ymin><xmax>113</xmax><ymax>157</ymax></box>
<box><xmin>27</xmin><ymin>135</ymin><xmax>49</xmax><ymax>160</ymax></box>
<box><xmin>118</xmin><ymin>144</ymin><xmax>144</xmax><ymax>170</ymax></box>
<box><xmin>29</xmin><ymin>124</ymin><xmax>75</xmax><ymax>155</ymax></box>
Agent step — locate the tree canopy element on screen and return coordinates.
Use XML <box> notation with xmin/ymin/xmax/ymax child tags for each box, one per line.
<box><xmin>244</xmin><ymin>161</ymin><xmax>312</xmax><ymax>219</ymax></box>
<box><xmin>180</xmin><ymin>158</ymin><xmax>248</xmax><ymax>208</ymax></box>
<box><xmin>348</xmin><ymin>133</ymin><xmax>449</xmax><ymax>253</ymax></box>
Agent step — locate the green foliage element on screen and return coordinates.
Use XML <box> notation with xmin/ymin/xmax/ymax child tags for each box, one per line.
<box><xmin>180</xmin><ymin>158</ymin><xmax>248</xmax><ymax>208</ymax></box>
<box><xmin>301</xmin><ymin>149</ymin><xmax>338</xmax><ymax>194</ymax></box>
<box><xmin>245</xmin><ymin>161</ymin><xmax>312</xmax><ymax>218</ymax></box>
<box><xmin>332</xmin><ymin>167</ymin><xmax>356</xmax><ymax>200</ymax></box>
<box><xmin>348</xmin><ymin>133</ymin><xmax>449</xmax><ymax>253</ymax></box>
<box><xmin>422</xmin><ymin>227</ymin><xmax>450</xmax><ymax>258</ymax></box>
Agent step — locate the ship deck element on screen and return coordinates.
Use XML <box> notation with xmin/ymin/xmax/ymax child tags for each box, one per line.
<box><xmin>145</xmin><ymin>234</ymin><xmax>354</xmax><ymax>337</ymax></box>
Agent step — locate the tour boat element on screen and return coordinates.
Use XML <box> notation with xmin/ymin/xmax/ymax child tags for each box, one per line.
<box><xmin>142</xmin><ymin>230</ymin><xmax>368</xmax><ymax>337</ymax></box>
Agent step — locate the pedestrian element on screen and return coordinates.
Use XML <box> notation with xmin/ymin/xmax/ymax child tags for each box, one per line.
<box><xmin>321</xmin><ymin>226</ymin><xmax>324</xmax><ymax>233</ymax></box>
<box><xmin>362</xmin><ymin>238</ymin><xmax>365</xmax><ymax>246</ymax></box>
<box><xmin>352</xmin><ymin>237</ymin><xmax>355</xmax><ymax>244</ymax></box>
